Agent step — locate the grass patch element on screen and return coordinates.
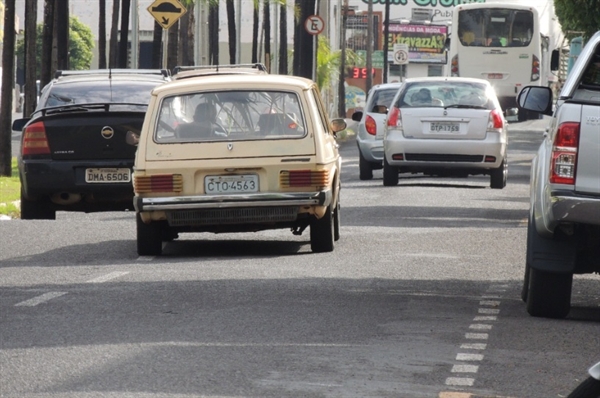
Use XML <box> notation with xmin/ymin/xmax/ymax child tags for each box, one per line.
<box><xmin>0</xmin><ymin>158</ymin><xmax>20</xmax><ymax>218</ymax></box>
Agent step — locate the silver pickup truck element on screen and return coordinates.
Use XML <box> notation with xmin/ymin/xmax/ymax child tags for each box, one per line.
<box><xmin>517</xmin><ymin>31</ymin><xmax>600</xmax><ymax>319</ymax></box>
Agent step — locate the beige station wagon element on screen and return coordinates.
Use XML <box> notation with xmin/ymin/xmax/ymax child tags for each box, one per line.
<box><xmin>133</xmin><ymin>70</ymin><xmax>346</xmax><ymax>255</ymax></box>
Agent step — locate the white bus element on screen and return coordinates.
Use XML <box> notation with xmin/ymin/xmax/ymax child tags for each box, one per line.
<box><xmin>447</xmin><ymin>3</ymin><xmax>549</xmax><ymax>121</ymax></box>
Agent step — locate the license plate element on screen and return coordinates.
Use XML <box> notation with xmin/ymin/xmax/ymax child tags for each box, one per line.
<box><xmin>430</xmin><ymin>122</ymin><xmax>460</xmax><ymax>133</ymax></box>
<box><xmin>488</xmin><ymin>73</ymin><xmax>503</xmax><ymax>79</ymax></box>
<box><xmin>85</xmin><ymin>168</ymin><xmax>131</xmax><ymax>183</ymax></box>
<box><xmin>204</xmin><ymin>174</ymin><xmax>259</xmax><ymax>194</ymax></box>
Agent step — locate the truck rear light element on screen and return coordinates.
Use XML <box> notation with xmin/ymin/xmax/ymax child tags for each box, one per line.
<box><xmin>387</xmin><ymin>106</ymin><xmax>401</xmax><ymax>128</ymax></box>
<box><xmin>134</xmin><ymin>174</ymin><xmax>183</xmax><ymax>193</ymax></box>
<box><xmin>531</xmin><ymin>54</ymin><xmax>540</xmax><ymax>81</ymax></box>
<box><xmin>550</xmin><ymin>122</ymin><xmax>579</xmax><ymax>184</ymax></box>
<box><xmin>280</xmin><ymin>170</ymin><xmax>329</xmax><ymax>188</ymax></box>
<box><xmin>487</xmin><ymin>109</ymin><xmax>504</xmax><ymax>130</ymax></box>
<box><xmin>22</xmin><ymin>121</ymin><xmax>50</xmax><ymax>156</ymax></box>
<box><xmin>451</xmin><ymin>55</ymin><xmax>459</xmax><ymax>76</ymax></box>
<box><xmin>365</xmin><ymin>115</ymin><xmax>377</xmax><ymax>135</ymax></box>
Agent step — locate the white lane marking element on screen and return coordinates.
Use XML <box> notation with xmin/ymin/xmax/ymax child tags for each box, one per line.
<box><xmin>480</xmin><ymin>300</ymin><xmax>501</xmax><ymax>306</ymax></box>
<box><xmin>469</xmin><ymin>323</ymin><xmax>493</xmax><ymax>330</ymax></box>
<box><xmin>465</xmin><ymin>333</ymin><xmax>489</xmax><ymax>340</ymax></box>
<box><xmin>15</xmin><ymin>292</ymin><xmax>68</xmax><ymax>307</ymax></box>
<box><xmin>445</xmin><ymin>377</ymin><xmax>474</xmax><ymax>386</ymax></box>
<box><xmin>457</xmin><ymin>353</ymin><xmax>484</xmax><ymax>361</ymax></box>
<box><xmin>460</xmin><ymin>343</ymin><xmax>487</xmax><ymax>350</ymax></box>
<box><xmin>474</xmin><ymin>315</ymin><xmax>497</xmax><ymax>321</ymax></box>
<box><xmin>451</xmin><ymin>364</ymin><xmax>479</xmax><ymax>373</ymax></box>
<box><xmin>478</xmin><ymin>308</ymin><xmax>500</xmax><ymax>314</ymax></box>
<box><xmin>86</xmin><ymin>271</ymin><xmax>129</xmax><ymax>284</ymax></box>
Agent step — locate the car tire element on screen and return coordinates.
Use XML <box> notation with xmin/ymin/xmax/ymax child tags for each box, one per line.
<box><xmin>359</xmin><ymin>151</ymin><xmax>374</xmax><ymax>180</ymax></box>
<box><xmin>383</xmin><ymin>157</ymin><xmax>399</xmax><ymax>186</ymax></box>
<box><xmin>310</xmin><ymin>204</ymin><xmax>334</xmax><ymax>253</ymax></box>
<box><xmin>333</xmin><ymin>201</ymin><xmax>341</xmax><ymax>242</ymax></box>
<box><xmin>20</xmin><ymin>192</ymin><xmax>56</xmax><ymax>220</ymax></box>
<box><xmin>136</xmin><ymin>213</ymin><xmax>163</xmax><ymax>256</ymax></box>
<box><xmin>490</xmin><ymin>158</ymin><xmax>507</xmax><ymax>189</ymax></box>
<box><xmin>567</xmin><ymin>376</ymin><xmax>600</xmax><ymax>398</ymax></box>
<box><xmin>526</xmin><ymin>266</ymin><xmax>573</xmax><ymax>319</ymax></box>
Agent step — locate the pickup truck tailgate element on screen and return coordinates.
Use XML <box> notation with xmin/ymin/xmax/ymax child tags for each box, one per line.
<box><xmin>576</xmin><ymin>104</ymin><xmax>600</xmax><ymax>195</ymax></box>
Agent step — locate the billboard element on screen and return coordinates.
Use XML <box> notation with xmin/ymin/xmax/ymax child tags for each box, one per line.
<box><xmin>387</xmin><ymin>23</ymin><xmax>448</xmax><ymax>64</ymax></box>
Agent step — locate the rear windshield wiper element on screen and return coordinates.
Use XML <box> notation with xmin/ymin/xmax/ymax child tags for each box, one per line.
<box><xmin>444</xmin><ymin>104</ymin><xmax>488</xmax><ymax>110</ymax></box>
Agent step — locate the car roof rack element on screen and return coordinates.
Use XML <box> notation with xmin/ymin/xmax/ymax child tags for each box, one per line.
<box><xmin>54</xmin><ymin>69</ymin><xmax>171</xmax><ymax>79</ymax></box>
<box><xmin>172</xmin><ymin>63</ymin><xmax>268</xmax><ymax>77</ymax></box>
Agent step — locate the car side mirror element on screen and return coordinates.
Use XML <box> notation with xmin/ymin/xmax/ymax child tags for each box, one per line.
<box><xmin>12</xmin><ymin>118</ymin><xmax>29</xmax><ymax>131</ymax></box>
<box><xmin>330</xmin><ymin>118</ymin><xmax>347</xmax><ymax>134</ymax></box>
<box><xmin>351</xmin><ymin>111</ymin><xmax>363</xmax><ymax>122</ymax></box>
<box><xmin>517</xmin><ymin>86</ymin><xmax>553</xmax><ymax>116</ymax></box>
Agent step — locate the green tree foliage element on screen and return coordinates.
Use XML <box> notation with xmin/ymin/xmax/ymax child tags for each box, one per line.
<box><xmin>554</xmin><ymin>0</ymin><xmax>600</xmax><ymax>40</ymax></box>
<box><xmin>16</xmin><ymin>16</ymin><xmax>94</xmax><ymax>75</ymax></box>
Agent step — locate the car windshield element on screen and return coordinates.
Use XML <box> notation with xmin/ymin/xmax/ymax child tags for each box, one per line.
<box><xmin>397</xmin><ymin>81</ymin><xmax>493</xmax><ymax>109</ymax></box>
<box><xmin>155</xmin><ymin>90</ymin><xmax>307</xmax><ymax>143</ymax></box>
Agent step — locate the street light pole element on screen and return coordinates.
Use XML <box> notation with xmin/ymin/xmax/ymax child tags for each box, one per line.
<box><xmin>338</xmin><ymin>0</ymin><xmax>348</xmax><ymax>118</ymax></box>
<box><xmin>365</xmin><ymin>0</ymin><xmax>373</xmax><ymax>94</ymax></box>
<box><xmin>383</xmin><ymin>0</ymin><xmax>390</xmax><ymax>84</ymax></box>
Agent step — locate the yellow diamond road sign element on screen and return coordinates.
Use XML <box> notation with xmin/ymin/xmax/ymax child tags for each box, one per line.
<box><xmin>148</xmin><ymin>0</ymin><xmax>187</xmax><ymax>30</ymax></box>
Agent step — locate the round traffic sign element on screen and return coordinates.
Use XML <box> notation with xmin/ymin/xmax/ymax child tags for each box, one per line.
<box><xmin>305</xmin><ymin>15</ymin><xmax>325</xmax><ymax>36</ymax></box>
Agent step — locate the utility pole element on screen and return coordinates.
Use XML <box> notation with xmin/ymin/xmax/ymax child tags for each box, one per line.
<box><xmin>365</xmin><ymin>0</ymin><xmax>373</xmax><ymax>94</ymax></box>
<box><xmin>338</xmin><ymin>0</ymin><xmax>348</xmax><ymax>118</ymax></box>
<box><xmin>383</xmin><ymin>0</ymin><xmax>390</xmax><ymax>84</ymax></box>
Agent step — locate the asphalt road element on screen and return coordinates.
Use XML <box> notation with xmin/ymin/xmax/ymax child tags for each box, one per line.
<box><xmin>1</xmin><ymin>119</ymin><xmax>598</xmax><ymax>398</ymax></box>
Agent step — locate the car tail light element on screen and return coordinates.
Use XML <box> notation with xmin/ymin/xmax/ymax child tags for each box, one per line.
<box><xmin>451</xmin><ymin>55</ymin><xmax>459</xmax><ymax>77</ymax></box>
<box><xmin>134</xmin><ymin>174</ymin><xmax>183</xmax><ymax>193</ymax></box>
<box><xmin>280</xmin><ymin>170</ymin><xmax>329</xmax><ymax>189</ymax></box>
<box><xmin>21</xmin><ymin>121</ymin><xmax>50</xmax><ymax>156</ymax></box>
<box><xmin>487</xmin><ymin>109</ymin><xmax>504</xmax><ymax>131</ymax></box>
<box><xmin>387</xmin><ymin>106</ymin><xmax>401</xmax><ymax>128</ymax></box>
<box><xmin>365</xmin><ymin>115</ymin><xmax>377</xmax><ymax>135</ymax></box>
<box><xmin>531</xmin><ymin>54</ymin><xmax>540</xmax><ymax>81</ymax></box>
<box><xmin>550</xmin><ymin>122</ymin><xmax>579</xmax><ymax>185</ymax></box>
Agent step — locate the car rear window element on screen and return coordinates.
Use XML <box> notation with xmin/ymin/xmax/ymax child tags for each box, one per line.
<box><xmin>369</xmin><ymin>88</ymin><xmax>400</xmax><ymax>111</ymax></box>
<box><xmin>42</xmin><ymin>80</ymin><xmax>161</xmax><ymax>108</ymax></box>
<box><xmin>397</xmin><ymin>81</ymin><xmax>494</xmax><ymax>109</ymax></box>
<box><xmin>154</xmin><ymin>90</ymin><xmax>307</xmax><ymax>143</ymax></box>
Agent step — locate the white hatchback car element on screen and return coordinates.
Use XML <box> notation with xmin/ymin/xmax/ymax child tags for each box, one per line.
<box><xmin>351</xmin><ymin>82</ymin><xmax>403</xmax><ymax>180</ymax></box>
<box><xmin>383</xmin><ymin>77</ymin><xmax>507</xmax><ymax>188</ymax></box>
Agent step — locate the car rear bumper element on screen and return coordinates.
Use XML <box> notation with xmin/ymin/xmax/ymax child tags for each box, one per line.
<box><xmin>357</xmin><ymin>138</ymin><xmax>384</xmax><ymax>163</ymax></box>
<box><xmin>20</xmin><ymin>159</ymin><xmax>134</xmax><ymax>201</ymax></box>
<box><xmin>548</xmin><ymin>191</ymin><xmax>600</xmax><ymax>227</ymax></box>
<box><xmin>134</xmin><ymin>190</ymin><xmax>332</xmax><ymax>212</ymax></box>
<box><xmin>385</xmin><ymin>134</ymin><xmax>505</xmax><ymax>169</ymax></box>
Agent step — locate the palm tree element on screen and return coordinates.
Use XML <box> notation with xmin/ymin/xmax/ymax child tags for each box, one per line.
<box><xmin>167</xmin><ymin>21</ymin><xmax>179</xmax><ymax>71</ymax></box>
<box><xmin>40</xmin><ymin>0</ymin><xmax>54</xmax><ymax>89</ymax></box>
<box><xmin>263</xmin><ymin>0</ymin><xmax>271</xmax><ymax>71</ymax></box>
<box><xmin>118</xmin><ymin>0</ymin><xmax>131</xmax><ymax>68</ymax></box>
<box><xmin>226</xmin><ymin>0</ymin><xmax>236</xmax><ymax>64</ymax></box>
<box><xmin>252</xmin><ymin>2</ymin><xmax>259</xmax><ymax>63</ymax></box>
<box><xmin>0</xmin><ymin>0</ymin><xmax>16</xmax><ymax>176</ymax></box>
<box><xmin>278</xmin><ymin>2</ymin><xmax>287</xmax><ymax>74</ymax></box>
<box><xmin>208</xmin><ymin>1</ymin><xmax>219</xmax><ymax>64</ymax></box>
<box><xmin>109</xmin><ymin>0</ymin><xmax>120</xmax><ymax>68</ymax></box>
<box><xmin>178</xmin><ymin>2</ymin><xmax>194</xmax><ymax>66</ymax></box>
<box><xmin>55</xmin><ymin>0</ymin><xmax>69</xmax><ymax>70</ymax></box>
<box><xmin>98</xmin><ymin>0</ymin><xmax>107</xmax><ymax>69</ymax></box>
<box><xmin>23</xmin><ymin>0</ymin><xmax>38</xmax><ymax>115</ymax></box>
<box><xmin>151</xmin><ymin>21</ymin><xmax>162</xmax><ymax>69</ymax></box>
<box><xmin>293</xmin><ymin>0</ymin><xmax>316</xmax><ymax>78</ymax></box>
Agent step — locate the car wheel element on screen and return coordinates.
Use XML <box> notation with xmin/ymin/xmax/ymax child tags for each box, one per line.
<box><xmin>20</xmin><ymin>192</ymin><xmax>55</xmax><ymax>220</ymax></box>
<box><xmin>359</xmin><ymin>151</ymin><xmax>374</xmax><ymax>180</ymax></box>
<box><xmin>526</xmin><ymin>266</ymin><xmax>573</xmax><ymax>319</ymax></box>
<box><xmin>567</xmin><ymin>376</ymin><xmax>600</xmax><ymax>398</ymax></box>
<box><xmin>490</xmin><ymin>158</ymin><xmax>507</xmax><ymax>189</ymax></box>
<box><xmin>136</xmin><ymin>213</ymin><xmax>163</xmax><ymax>256</ymax></box>
<box><xmin>310</xmin><ymin>204</ymin><xmax>334</xmax><ymax>253</ymax></box>
<box><xmin>333</xmin><ymin>201</ymin><xmax>341</xmax><ymax>242</ymax></box>
<box><xmin>383</xmin><ymin>157</ymin><xmax>399</xmax><ymax>186</ymax></box>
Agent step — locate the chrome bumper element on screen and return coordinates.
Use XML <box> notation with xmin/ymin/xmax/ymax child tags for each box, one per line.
<box><xmin>134</xmin><ymin>190</ymin><xmax>332</xmax><ymax>212</ymax></box>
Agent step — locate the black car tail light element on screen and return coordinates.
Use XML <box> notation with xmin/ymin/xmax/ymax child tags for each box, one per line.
<box><xmin>22</xmin><ymin>121</ymin><xmax>50</xmax><ymax>156</ymax></box>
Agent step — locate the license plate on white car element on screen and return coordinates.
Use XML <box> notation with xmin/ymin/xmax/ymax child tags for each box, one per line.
<box><xmin>85</xmin><ymin>168</ymin><xmax>131</xmax><ymax>183</ymax></box>
<box><xmin>430</xmin><ymin>122</ymin><xmax>460</xmax><ymax>133</ymax></box>
<box><xmin>205</xmin><ymin>174</ymin><xmax>259</xmax><ymax>194</ymax></box>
